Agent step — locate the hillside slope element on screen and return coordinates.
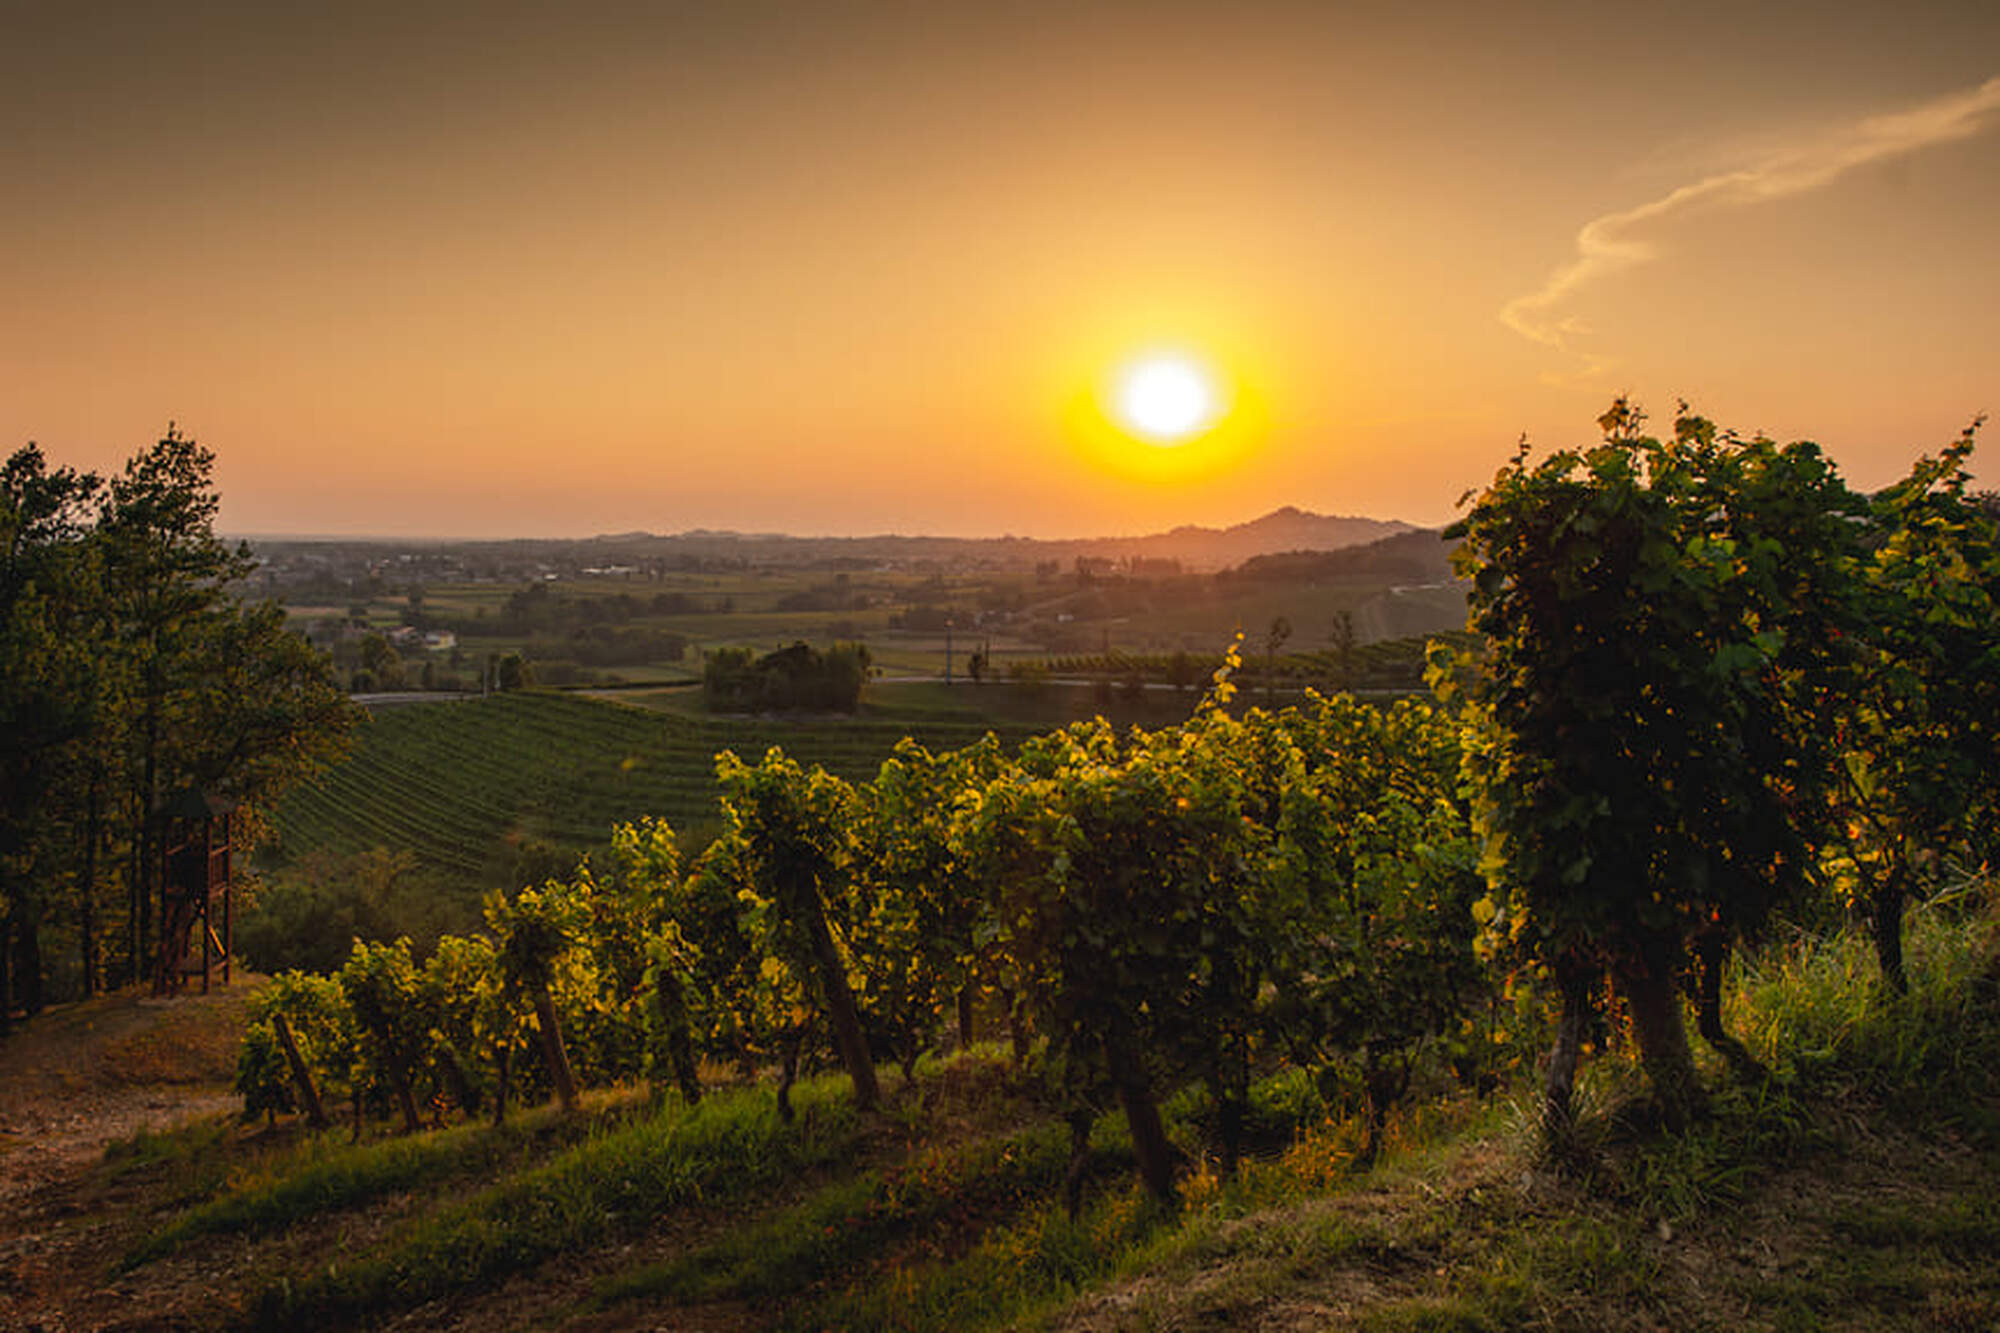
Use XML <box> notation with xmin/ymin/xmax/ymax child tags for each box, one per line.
<box><xmin>0</xmin><ymin>981</ymin><xmax>252</xmax><ymax>1208</ymax></box>
<box><xmin>0</xmin><ymin>902</ymin><xmax>1992</xmax><ymax>1331</ymax></box>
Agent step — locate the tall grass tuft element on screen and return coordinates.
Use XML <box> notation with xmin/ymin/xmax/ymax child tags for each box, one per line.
<box><xmin>596</xmin><ymin>1119</ymin><xmax>1091</xmax><ymax>1309</ymax></box>
<box><xmin>123</xmin><ymin>1105</ymin><xmax>586</xmax><ymax>1269</ymax></box>
<box><xmin>248</xmin><ymin>1075</ymin><xmax>862</xmax><ymax>1328</ymax></box>
<box><xmin>1734</xmin><ymin>884</ymin><xmax>2000</xmax><ymax>1111</ymax></box>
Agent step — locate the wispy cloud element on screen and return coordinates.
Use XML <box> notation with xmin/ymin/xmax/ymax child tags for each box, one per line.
<box><xmin>1502</xmin><ymin>75</ymin><xmax>2000</xmax><ymax>379</ymax></box>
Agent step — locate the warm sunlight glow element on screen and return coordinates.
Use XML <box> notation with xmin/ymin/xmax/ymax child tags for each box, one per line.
<box><xmin>1048</xmin><ymin>313</ymin><xmax>1277</xmax><ymax>495</ymax></box>
<box><xmin>1114</xmin><ymin>352</ymin><xmax>1222</xmax><ymax>443</ymax></box>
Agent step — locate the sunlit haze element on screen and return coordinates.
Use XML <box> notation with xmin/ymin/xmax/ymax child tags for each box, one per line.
<box><xmin>3</xmin><ymin>1</ymin><xmax>1995</xmax><ymax>539</ymax></box>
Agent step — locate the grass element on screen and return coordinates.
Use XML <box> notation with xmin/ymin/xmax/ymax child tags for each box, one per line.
<box><xmin>246</xmin><ymin>1073</ymin><xmax>865</xmax><ymax>1328</ymax></box>
<box><xmin>788</xmin><ymin>1088</ymin><xmax>1508</xmax><ymax>1333</ymax></box>
<box><xmin>801</xmin><ymin>888</ymin><xmax>2000</xmax><ymax>1333</ymax></box>
<box><xmin>594</xmin><ymin>1118</ymin><xmax>1087</xmax><ymax>1309</ymax></box>
<box><xmin>41</xmin><ymin>882</ymin><xmax>1999</xmax><ymax>1332</ymax></box>
<box><xmin>121</xmin><ymin>1099</ymin><xmax>598</xmax><ymax>1268</ymax></box>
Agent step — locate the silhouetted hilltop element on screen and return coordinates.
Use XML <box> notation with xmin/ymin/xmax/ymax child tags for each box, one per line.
<box><xmin>564</xmin><ymin>507</ymin><xmax>1415</xmax><ymax>572</ymax></box>
<box><xmin>244</xmin><ymin>508</ymin><xmax>1419</xmax><ymax>584</ymax></box>
<box><xmin>1221</xmin><ymin>527</ymin><xmax>1458</xmax><ymax>585</ymax></box>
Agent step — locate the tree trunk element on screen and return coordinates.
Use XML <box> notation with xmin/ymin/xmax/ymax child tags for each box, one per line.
<box><xmin>667</xmin><ymin>1026</ymin><xmax>702</xmax><ymax>1106</ymax></box>
<box><xmin>1209</xmin><ymin>1023</ymin><xmax>1249</xmax><ymax>1179</ymax></box>
<box><xmin>1211</xmin><ymin>957</ymin><xmax>1250</xmax><ymax>1178</ymax></box>
<box><xmin>127</xmin><ymin>789</ymin><xmax>145</xmax><ymax>989</ymax></box>
<box><xmin>1870</xmin><ymin>867</ymin><xmax>1908</xmax><ymax>996</ymax></box>
<box><xmin>1541</xmin><ymin>963</ymin><xmax>1595</xmax><ymax>1151</ymax></box>
<box><xmin>380</xmin><ymin>1040</ymin><xmax>422</xmax><ymax>1134</ymax></box>
<box><xmin>17</xmin><ymin>888</ymin><xmax>43</xmax><ymax>1017</ymax></box>
<box><xmin>0</xmin><ymin>904</ymin><xmax>12</xmax><ymax>1037</ymax></box>
<box><xmin>1618</xmin><ymin>938</ymin><xmax>1704</xmax><ymax>1132</ymax></box>
<box><xmin>79</xmin><ymin>785</ymin><xmax>100</xmax><ymax>997</ymax></box>
<box><xmin>790</xmin><ymin>889</ymin><xmax>880</xmax><ymax>1111</ymax></box>
<box><xmin>530</xmin><ymin>982</ymin><xmax>579</xmax><ymax>1113</ymax></box>
<box><xmin>492</xmin><ymin>1038</ymin><xmax>512</xmax><ymax>1128</ymax></box>
<box><xmin>136</xmin><ymin>697</ymin><xmax>160</xmax><ymax>989</ymax></box>
<box><xmin>1103</xmin><ymin>1024</ymin><xmax>1177</xmax><ymax>1203</ymax></box>
<box><xmin>1693</xmin><ymin>934</ymin><xmax>1766</xmax><ymax>1079</ymax></box>
<box><xmin>436</xmin><ymin>1043</ymin><xmax>480</xmax><ymax>1118</ymax></box>
<box><xmin>1358</xmin><ymin>1048</ymin><xmax>1411</xmax><ymax>1170</ymax></box>
<box><xmin>1063</xmin><ymin>1105</ymin><xmax>1095</xmax><ymax>1219</ymax></box>
<box><xmin>126</xmin><ymin>843</ymin><xmax>141</xmax><ymax>991</ymax></box>
<box><xmin>271</xmin><ymin>1013</ymin><xmax>330</xmax><ymax>1129</ymax></box>
<box><xmin>775</xmin><ymin>1032</ymin><xmax>801</xmax><ymax>1123</ymax></box>
<box><xmin>652</xmin><ymin>981</ymin><xmax>703</xmax><ymax>1106</ymax></box>
<box><xmin>1001</xmin><ymin>987</ymin><xmax>1030</xmax><ymax>1064</ymax></box>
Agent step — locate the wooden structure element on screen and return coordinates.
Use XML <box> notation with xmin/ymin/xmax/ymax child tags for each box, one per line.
<box><xmin>155</xmin><ymin>788</ymin><xmax>237</xmax><ymax>996</ymax></box>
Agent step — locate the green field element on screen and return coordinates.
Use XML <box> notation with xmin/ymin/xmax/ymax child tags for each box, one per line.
<box><xmin>265</xmin><ymin>689</ymin><xmax>1052</xmax><ymax>898</ymax></box>
<box><xmin>291</xmin><ymin>558</ymin><xmax>1467</xmax><ymax>694</ymax></box>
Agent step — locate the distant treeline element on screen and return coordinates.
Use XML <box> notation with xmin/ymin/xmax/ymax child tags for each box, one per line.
<box><xmin>460</xmin><ymin>583</ymin><xmax>732</xmax><ymax>636</ymax></box>
<box><xmin>1022</xmin><ymin>632</ymin><xmax>1478</xmax><ymax>693</ymax></box>
<box><xmin>702</xmin><ymin>642</ymin><xmax>871</xmax><ymax>713</ymax></box>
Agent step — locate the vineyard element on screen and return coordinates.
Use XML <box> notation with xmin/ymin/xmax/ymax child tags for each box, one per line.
<box><xmin>265</xmin><ymin>690</ymin><xmax>1041</xmax><ymax>895</ymax></box>
<box><xmin>41</xmin><ymin>406</ymin><xmax>1999</xmax><ymax>1330</ymax></box>
<box><xmin>1025</xmin><ymin>630</ymin><xmax>1477</xmax><ymax>692</ymax></box>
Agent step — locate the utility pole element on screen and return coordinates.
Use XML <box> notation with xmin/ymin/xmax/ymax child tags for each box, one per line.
<box><xmin>944</xmin><ymin>619</ymin><xmax>954</xmax><ymax>686</ymax></box>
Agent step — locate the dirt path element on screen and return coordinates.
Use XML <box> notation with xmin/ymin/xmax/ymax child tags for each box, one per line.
<box><xmin>0</xmin><ymin>983</ymin><xmax>258</xmax><ymax>1331</ymax></box>
<box><xmin>0</xmin><ymin>985</ymin><xmax>253</xmax><ymax>1200</ymax></box>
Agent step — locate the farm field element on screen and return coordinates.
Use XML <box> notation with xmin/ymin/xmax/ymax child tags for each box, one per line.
<box><xmin>272</xmin><ymin>532</ymin><xmax>1467</xmax><ymax>696</ymax></box>
<box><xmin>263</xmin><ymin>689</ymin><xmax>1051</xmax><ymax>901</ymax></box>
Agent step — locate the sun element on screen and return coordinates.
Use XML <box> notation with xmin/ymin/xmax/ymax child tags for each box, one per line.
<box><xmin>1113</xmin><ymin>351</ymin><xmax>1223</xmax><ymax>444</ymax></box>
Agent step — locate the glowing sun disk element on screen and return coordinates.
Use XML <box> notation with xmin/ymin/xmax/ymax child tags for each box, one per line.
<box><xmin>1115</xmin><ymin>353</ymin><xmax>1221</xmax><ymax>443</ymax></box>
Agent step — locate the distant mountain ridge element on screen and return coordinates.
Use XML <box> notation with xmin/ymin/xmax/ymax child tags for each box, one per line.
<box><xmin>569</xmin><ymin>506</ymin><xmax>1417</xmax><ymax>572</ymax></box>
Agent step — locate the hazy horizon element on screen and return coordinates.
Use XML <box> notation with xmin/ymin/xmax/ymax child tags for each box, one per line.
<box><xmin>224</xmin><ymin>501</ymin><xmax>1417</xmax><ymax>548</ymax></box>
<box><xmin>6</xmin><ymin>1</ymin><xmax>1995</xmax><ymax>540</ymax></box>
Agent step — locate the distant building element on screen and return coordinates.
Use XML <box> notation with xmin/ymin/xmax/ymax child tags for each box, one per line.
<box><xmin>423</xmin><ymin>630</ymin><xmax>457</xmax><ymax>651</ymax></box>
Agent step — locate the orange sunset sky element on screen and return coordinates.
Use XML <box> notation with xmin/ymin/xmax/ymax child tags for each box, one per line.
<box><xmin>4</xmin><ymin>1</ymin><xmax>1996</xmax><ymax>539</ymax></box>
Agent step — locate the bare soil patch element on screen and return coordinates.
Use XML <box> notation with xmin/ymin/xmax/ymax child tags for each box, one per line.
<box><xmin>0</xmin><ymin>982</ymin><xmax>258</xmax><ymax>1331</ymax></box>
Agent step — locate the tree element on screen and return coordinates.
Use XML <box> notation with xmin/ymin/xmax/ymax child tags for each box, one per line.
<box><xmin>1263</xmin><ymin>615</ymin><xmax>1292</xmax><ymax>702</ymax></box>
<box><xmin>1444</xmin><ymin>402</ymin><xmax>1862</xmax><ymax>1133</ymax></box>
<box><xmin>0</xmin><ymin>446</ymin><xmax>104</xmax><ymax>1026</ymax></box>
<box><xmin>422</xmin><ymin>933</ymin><xmax>511</xmax><ymax>1121</ymax></box>
<box><xmin>97</xmin><ymin>429</ymin><xmax>256</xmax><ymax>986</ymax></box>
<box><xmin>496</xmin><ymin>651</ymin><xmax>532</xmax><ymax>691</ymax></box>
<box><xmin>1329</xmin><ymin>610</ymin><xmax>1357</xmax><ymax>689</ymax></box>
<box><xmin>852</xmin><ymin>738</ymin><xmax>1003</xmax><ymax>1074</ymax></box>
<box><xmin>702</xmin><ymin>641</ymin><xmax>869</xmax><ymax>713</ymax></box>
<box><xmin>714</xmin><ymin>749</ymin><xmax>881</xmax><ymax>1111</ymax></box>
<box><xmin>0</xmin><ymin>429</ymin><xmax>355</xmax><ymax>1018</ymax></box>
<box><xmin>236</xmin><ymin>970</ymin><xmax>358</xmax><ymax>1129</ymax></box>
<box><xmin>963</xmin><ymin>711</ymin><xmax>1263</xmax><ymax>1201</ymax></box>
<box><xmin>1834</xmin><ymin>423</ymin><xmax>1999</xmax><ymax>991</ymax></box>
<box><xmin>487</xmin><ymin>884</ymin><xmax>583</xmax><ymax>1113</ymax></box>
<box><xmin>1262</xmin><ymin>695</ymin><xmax>1484</xmax><ymax>1166</ymax></box>
<box><xmin>338</xmin><ymin>939</ymin><xmax>431</xmax><ymax>1133</ymax></box>
<box><xmin>358</xmin><ymin>631</ymin><xmax>405</xmax><ymax>691</ymax></box>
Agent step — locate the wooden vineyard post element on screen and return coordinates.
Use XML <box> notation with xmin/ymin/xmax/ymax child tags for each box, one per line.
<box><xmin>271</xmin><ymin>1012</ymin><xmax>330</xmax><ymax>1130</ymax></box>
<box><xmin>531</xmin><ymin>984</ymin><xmax>580</xmax><ymax>1114</ymax></box>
